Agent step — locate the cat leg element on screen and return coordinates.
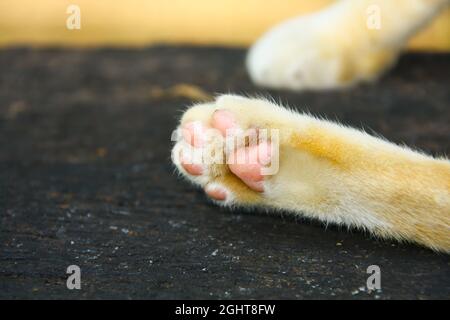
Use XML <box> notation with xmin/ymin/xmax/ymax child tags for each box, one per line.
<box><xmin>247</xmin><ymin>0</ymin><xmax>450</xmax><ymax>90</ymax></box>
<box><xmin>172</xmin><ymin>94</ymin><xmax>450</xmax><ymax>252</ymax></box>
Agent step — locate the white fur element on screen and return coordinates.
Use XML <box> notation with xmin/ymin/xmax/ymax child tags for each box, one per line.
<box><xmin>247</xmin><ymin>0</ymin><xmax>449</xmax><ymax>90</ymax></box>
<box><xmin>172</xmin><ymin>95</ymin><xmax>450</xmax><ymax>251</ymax></box>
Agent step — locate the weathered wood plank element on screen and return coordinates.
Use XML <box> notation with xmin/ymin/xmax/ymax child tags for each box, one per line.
<box><xmin>0</xmin><ymin>47</ymin><xmax>449</xmax><ymax>299</ymax></box>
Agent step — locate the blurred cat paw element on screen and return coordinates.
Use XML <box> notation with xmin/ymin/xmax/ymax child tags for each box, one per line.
<box><xmin>246</xmin><ymin>1</ymin><xmax>404</xmax><ymax>90</ymax></box>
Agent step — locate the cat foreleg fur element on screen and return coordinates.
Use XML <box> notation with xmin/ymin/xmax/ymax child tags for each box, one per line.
<box><xmin>247</xmin><ymin>0</ymin><xmax>450</xmax><ymax>90</ymax></box>
<box><xmin>172</xmin><ymin>95</ymin><xmax>450</xmax><ymax>252</ymax></box>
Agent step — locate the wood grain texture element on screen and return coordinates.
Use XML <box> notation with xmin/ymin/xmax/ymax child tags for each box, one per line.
<box><xmin>0</xmin><ymin>47</ymin><xmax>449</xmax><ymax>299</ymax></box>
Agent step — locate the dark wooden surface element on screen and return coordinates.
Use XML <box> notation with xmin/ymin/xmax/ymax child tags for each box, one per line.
<box><xmin>0</xmin><ymin>47</ymin><xmax>449</xmax><ymax>299</ymax></box>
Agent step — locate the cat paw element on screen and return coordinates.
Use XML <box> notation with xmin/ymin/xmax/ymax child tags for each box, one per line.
<box><xmin>171</xmin><ymin>95</ymin><xmax>289</xmax><ymax>206</ymax></box>
<box><xmin>171</xmin><ymin>95</ymin><xmax>450</xmax><ymax>252</ymax></box>
<box><xmin>246</xmin><ymin>2</ymin><xmax>400</xmax><ymax>90</ymax></box>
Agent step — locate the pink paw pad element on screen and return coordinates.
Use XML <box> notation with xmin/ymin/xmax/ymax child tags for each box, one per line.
<box><xmin>212</xmin><ymin>109</ymin><xmax>238</xmax><ymax>136</ymax></box>
<box><xmin>228</xmin><ymin>141</ymin><xmax>272</xmax><ymax>192</ymax></box>
<box><xmin>205</xmin><ymin>185</ymin><xmax>227</xmax><ymax>201</ymax></box>
<box><xmin>180</xmin><ymin>151</ymin><xmax>204</xmax><ymax>176</ymax></box>
<box><xmin>182</xmin><ymin>121</ymin><xmax>207</xmax><ymax>147</ymax></box>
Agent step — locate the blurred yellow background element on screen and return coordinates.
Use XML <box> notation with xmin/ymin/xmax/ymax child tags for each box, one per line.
<box><xmin>1</xmin><ymin>0</ymin><xmax>449</xmax><ymax>50</ymax></box>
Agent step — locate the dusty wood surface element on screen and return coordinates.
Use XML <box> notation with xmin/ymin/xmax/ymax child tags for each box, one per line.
<box><xmin>0</xmin><ymin>47</ymin><xmax>449</xmax><ymax>299</ymax></box>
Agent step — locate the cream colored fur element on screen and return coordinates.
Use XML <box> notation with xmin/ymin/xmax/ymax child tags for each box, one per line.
<box><xmin>172</xmin><ymin>95</ymin><xmax>450</xmax><ymax>252</ymax></box>
<box><xmin>247</xmin><ymin>0</ymin><xmax>450</xmax><ymax>90</ymax></box>
<box><xmin>172</xmin><ymin>0</ymin><xmax>450</xmax><ymax>251</ymax></box>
